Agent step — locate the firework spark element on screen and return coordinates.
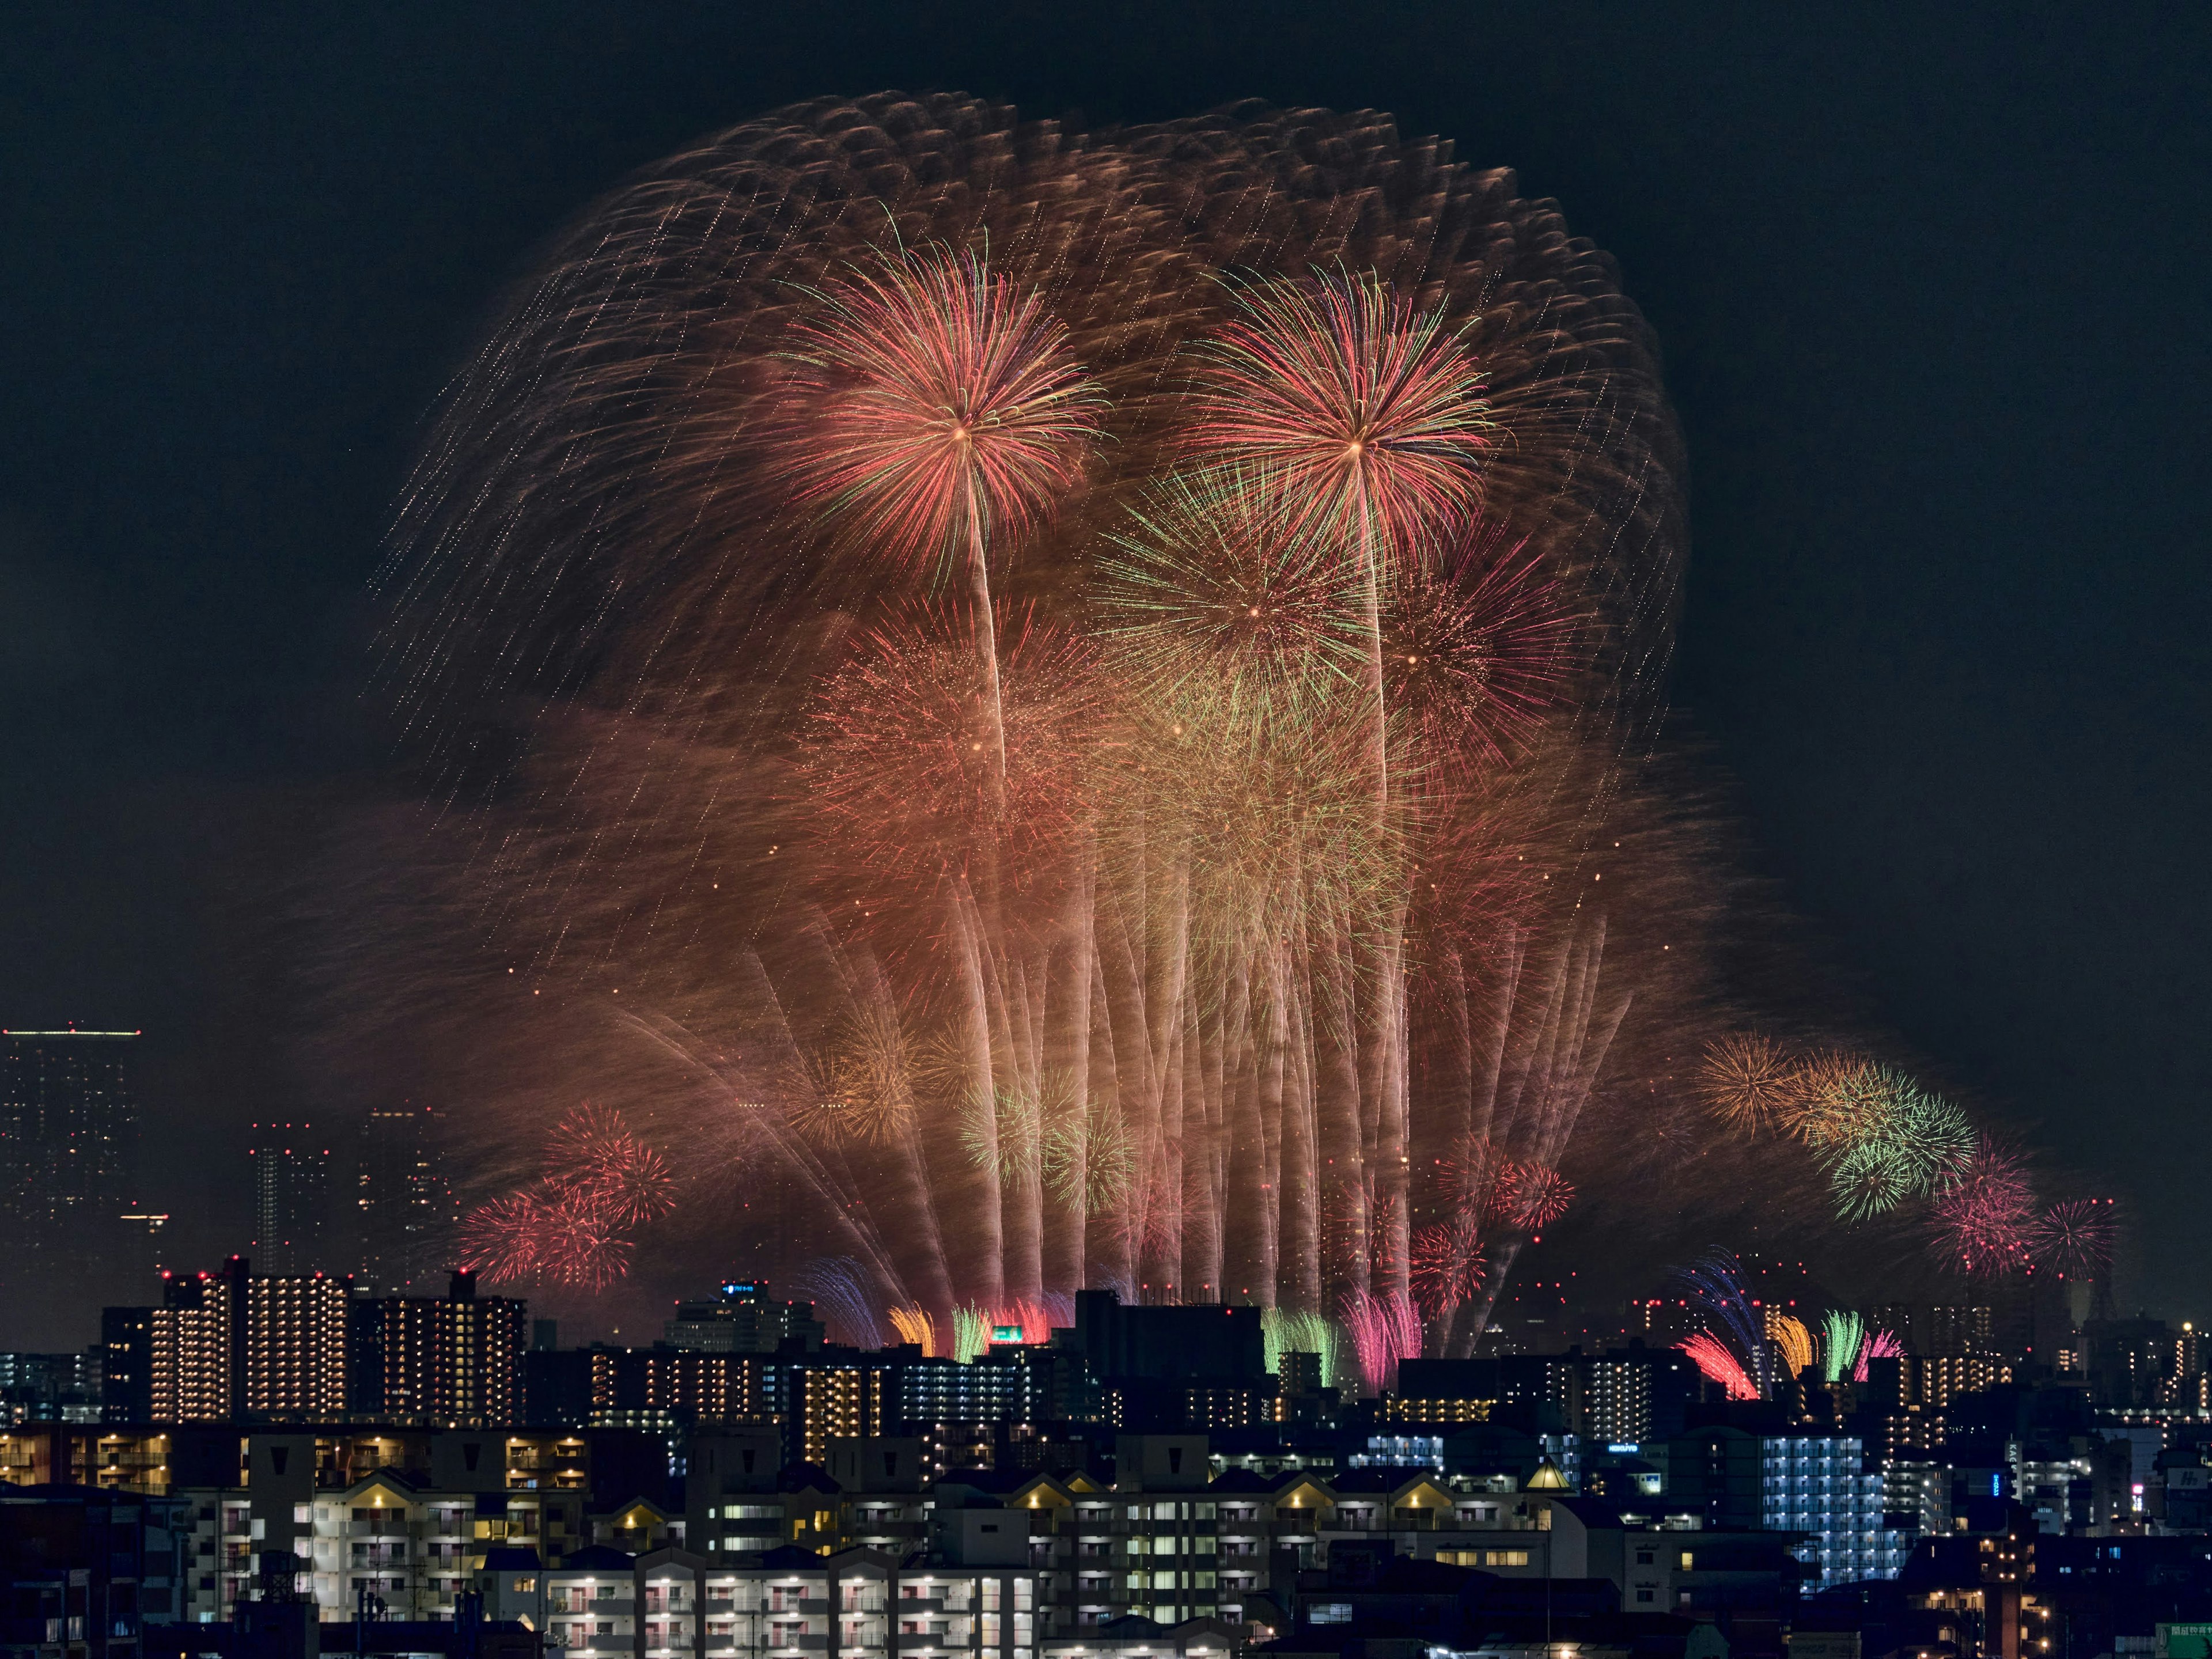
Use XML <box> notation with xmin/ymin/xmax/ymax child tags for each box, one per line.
<box><xmin>1767</xmin><ymin>1310</ymin><xmax>1816</xmax><ymax>1380</ymax></box>
<box><xmin>1410</xmin><ymin>1215</ymin><xmax>1487</xmax><ymax>1317</ymax></box>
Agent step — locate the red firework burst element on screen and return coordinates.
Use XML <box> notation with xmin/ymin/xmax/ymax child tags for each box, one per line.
<box><xmin>1409</xmin><ymin>1215</ymin><xmax>1487</xmax><ymax>1316</ymax></box>
<box><xmin>456</xmin><ymin>1193</ymin><xmax>544</xmax><ymax>1283</ymax></box>
<box><xmin>1929</xmin><ymin>1137</ymin><xmax>2037</xmax><ymax>1278</ymax></box>
<box><xmin>804</xmin><ymin>604</ymin><xmax>1102</xmax><ymax>891</ymax></box>
<box><xmin>1184</xmin><ymin>271</ymin><xmax>1491</xmax><ymax>554</ymax></box>
<box><xmin>457</xmin><ymin>1104</ymin><xmax>671</xmax><ymax>1290</ymax></box>
<box><xmin>546</xmin><ymin>1104</ymin><xmax>678</xmax><ymax>1228</ymax></box>
<box><xmin>1502</xmin><ymin>1162</ymin><xmax>1576</xmax><ymax>1230</ymax></box>
<box><xmin>2029</xmin><ymin>1199</ymin><xmax>2115</xmax><ymax>1279</ymax></box>
<box><xmin>774</xmin><ymin>246</ymin><xmax>1104</xmax><ymax>574</ymax></box>
<box><xmin>1381</xmin><ymin>528</ymin><xmax>1584</xmax><ymax>775</ymax></box>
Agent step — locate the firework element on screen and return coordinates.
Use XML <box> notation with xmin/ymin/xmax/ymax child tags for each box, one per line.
<box><xmin>1680</xmin><ymin>1331</ymin><xmax>1760</xmax><ymax>1402</ymax></box>
<box><xmin>1675</xmin><ymin>1251</ymin><xmax>1770</xmax><ymax>1398</ymax></box>
<box><xmin>1696</xmin><ymin>1035</ymin><xmax>1803</xmax><ymax>1133</ymax></box>
<box><xmin>950</xmin><ymin>1305</ymin><xmax>992</xmax><ymax>1363</ymax></box>
<box><xmin>1339</xmin><ymin>1287</ymin><xmax>1423</xmax><ymax>1396</ymax></box>
<box><xmin>1262</xmin><ymin>1306</ymin><xmax>1345</xmax><ymax>1391</ymax></box>
<box><xmin>1096</xmin><ymin>469</ymin><xmax>1369</xmax><ymax>738</ymax></box>
<box><xmin>1820</xmin><ymin>1309</ymin><xmax>1865</xmax><ymax>1384</ymax></box>
<box><xmin>1854</xmin><ymin>1328</ymin><xmax>1903</xmax><ymax>1383</ymax></box>
<box><xmin>773</xmin><ymin>246</ymin><xmax>1104</xmax><ymax>791</ymax></box>
<box><xmin>1930</xmin><ymin>1137</ymin><xmax>2039</xmax><ymax>1278</ymax></box>
<box><xmin>887</xmin><ymin>1305</ymin><xmax>941</xmax><ymax>1357</ymax></box>
<box><xmin>2029</xmin><ymin>1199</ymin><xmax>2115</xmax><ymax>1279</ymax></box>
<box><xmin>1410</xmin><ymin>1215</ymin><xmax>1487</xmax><ymax>1317</ymax></box>
<box><xmin>804</xmin><ymin>604</ymin><xmax>1102</xmax><ymax>895</ymax></box>
<box><xmin>1826</xmin><ymin>1078</ymin><xmax>1974</xmax><ymax>1221</ymax></box>
<box><xmin>1783</xmin><ymin>1055</ymin><xmax>1899</xmax><ymax>1153</ymax></box>
<box><xmin>1501</xmin><ymin>1161</ymin><xmax>1576</xmax><ymax>1231</ymax></box>
<box><xmin>793</xmin><ymin>1256</ymin><xmax>888</xmax><ymax>1349</ymax></box>
<box><xmin>1767</xmin><ymin>1310</ymin><xmax>1816</xmax><ymax>1380</ymax></box>
<box><xmin>1040</xmin><ymin>1098</ymin><xmax>1138</xmax><ymax>1216</ymax></box>
<box><xmin>1184</xmin><ymin>271</ymin><xmax>1491</xmax><ymax>556</ymax></box>
<box><xmin>459</xmin><ymin>1104</ymin><xmax>669</xmax><ymax>1288</ymax></box>
<box><xmin>1380</xmin><ymin>529</ymin><xmax>1583</xmax><ymax>779</ymax></box>
<box><xmin>365</xmin><ymin>97</ymin><xmax>1702</xmax><ymax>1336</ymax></box>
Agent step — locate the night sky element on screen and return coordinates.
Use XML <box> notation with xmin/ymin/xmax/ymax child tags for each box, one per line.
<box><xmin>5</xmin><ymin>5</ymin><xmax>2207</xmax><ymax>1346</ymax></box>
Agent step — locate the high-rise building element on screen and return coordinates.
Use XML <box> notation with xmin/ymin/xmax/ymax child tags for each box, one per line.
<box><xmin>354</xmin><ymin>1103</ymin><xmax>450</xmax><ymax>1292</ymax></box>
<box><xmin>246</xmin><ymin>1122</ymin><xmax>332</xmax><ymax>1273</ymax></box>
<box><xmin>142</xmin><ymin>1256</ymin><xmax>351</xmax><ymax>1423</ymax></box>
<box><xmin>150</xmin><ymin>1265</ymin><xmax>238</xmax><ymax>1423</ymax></box>
<box><xmin>352</xmin><ymin>1270</ymin><xmax>528</xmax><ymax>1426</ymax></box>
<box><xmin>1925</xmin><ymin>1305</ymin><xmax>1997</xmax><ymax>1357</ymax></box>
<box><xmin>101</xmin><ymin>1306</ymin><xmax>154</xmax><ymax>1422</ymax></box>
<box><xmin>0</xmin><ymin>1029</ymin><xmax>142</xmax><ymax>1297</ymax></box>
<box><xmin>664</xmin><ymin>1281</ymin><xmax>825</xmax><ymax>1353</ymax></box>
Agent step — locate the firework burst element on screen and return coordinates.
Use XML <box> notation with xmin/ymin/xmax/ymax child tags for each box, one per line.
<box><xmin>774</xmin><ymin>244</ymin><xmax>1104</xmax><ymax>796</ymax></box>
<box><xmin>2030</xmin><ymin>1199</ymin><xmax>2115</xmax><ymax>1279</ymax></box>
<box><xmin>1184</xmin><ymin>271</ymin><xmax>1491</xmax><ymax>554</ymax></box>
<box><xmin>1930</xmin><ymin>1136</ymin><xmax>2039</xmax><ymax>1278</ymax></box>
<box><xmin>1696</xmin><ymin>1035</ymin><xmax>1804</xmax><ymax>1133</ymax></box>
<box><xmin>1767</xmin><ymin>1310</ymin><xmax>1816</xmax><ymax>1379</ymax></box>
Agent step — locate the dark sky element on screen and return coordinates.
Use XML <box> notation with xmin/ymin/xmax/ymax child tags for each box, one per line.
<box><xmin>4</xmin><ymin>4</ymin><xmax>2207</xmax><ymax>1346</ymax></box>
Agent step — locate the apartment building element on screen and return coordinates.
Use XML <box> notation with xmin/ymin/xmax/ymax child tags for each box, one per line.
<box><xmin>477</xmin><ymin>1540</ymin><xmax>1052</xmax><ymax>1659</ymax></box>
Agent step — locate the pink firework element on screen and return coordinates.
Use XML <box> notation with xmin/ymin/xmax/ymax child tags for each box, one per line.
<box><xmin>546</xmin><ymin>1104</ymin><xmax>677</xmax><ymax>1228</ymax></box>
<box><xmin>1339</xmin><ymin>1287</ymin><xmax>1423</xmax><ymax>1395</ymax></box>
<box><xmin>1185</xmin><ymin>271</ymin><xmax>1490</xmax><ymax>814</ymax></box>
<box><xmin>458</xmin><ymin>1103</ymin><xmax>671</xmax><ymax>1289</ymax></box>
<box><xmin>1184</xmin><ymin>271</ymin><xmax>1490</xmax><ymax>554</ymax></box>
<box><xmin>776</xmin><ymin>247</ymin><xmax>1104</xmax><ymax>792</ymax></box>
<box><xmin>1930</xmin><ymin>1136</ymin><xmax>2038</xmax><ymax>1278</ymax></box>
<box><xmin>776</xmin><ymin>246</ymin><xmax>1103</xmax><ymax>572</ymax></box>
<box><xmin>457</xmin><ymin>1193</ymin><xmax>547</xmax><ymax>1283</ymax></box>
<box><xmin>1679</xmin><ymin>1332</ymin><xmax>1760</xmax><ymax>1401</ymax></box>
<box><xmin>1853</xmin><ymin>1328</ymin><xmax>1904</xmax><ymax>1384</ymax></box>
<box><xmin>1410</xmin><ymin>1215</ymin><xmax>1487</xmax><ymax>1317</ymax></box>
<box><xmin>1429</xmin><ymin>1138</ymin><xmax>1515</xmax><ymax>1221</ymax></box>
<box><xmin>2029</xmin><ymin>1199</ymin><xmax>2116</xmax><ymax>1279</ymax></box>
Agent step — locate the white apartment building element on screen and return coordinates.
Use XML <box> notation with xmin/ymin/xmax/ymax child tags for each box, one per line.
<box><xmin>479</xmin><ymin>1541</ymin><xmax>1050</xmax><ymax>1659</ymax></box>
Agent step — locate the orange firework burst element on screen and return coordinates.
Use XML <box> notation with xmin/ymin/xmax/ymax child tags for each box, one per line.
<box><xmin>1782</xmin><ymin>1053</ymin><xmax>1897</xmax><ymax>1152</ymax></box>
<box><xmin>1696</xmin><ymin>1034</ymin><xmax>1805</xmax><ymax>1132</ymax></box>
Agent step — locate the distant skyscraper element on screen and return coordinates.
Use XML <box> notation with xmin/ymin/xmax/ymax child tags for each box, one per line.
<box><xmin>246</xmin><ymin>1122</ymin><xmax>331</xmax><ymax>1273</ymax></box>
<box><xmin>0</xmin><ymin>1029</ymin><xmax>142</xmax><ymax>1297</ymax></box>
<box><xmin>354</xmin><ymin>1103</ymin><xmax>450</xmax><ymax>1293</ymax></box>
